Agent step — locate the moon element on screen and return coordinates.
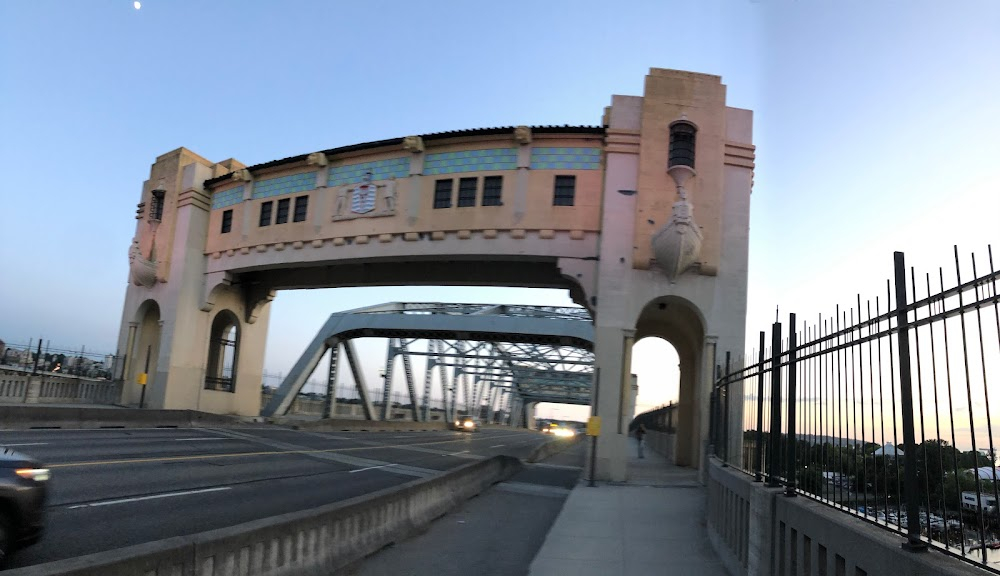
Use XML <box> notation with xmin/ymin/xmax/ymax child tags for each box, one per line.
<box><xmin>134</xmin><ymin>1</ymin><xmax>141</xmax><ymax>9</ymax></box>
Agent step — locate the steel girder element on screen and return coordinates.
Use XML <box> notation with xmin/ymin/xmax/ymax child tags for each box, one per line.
<box><xmin>260</xmin><ymin>302</ymin><xmax>594</xmax><ymax>420</ymax></box>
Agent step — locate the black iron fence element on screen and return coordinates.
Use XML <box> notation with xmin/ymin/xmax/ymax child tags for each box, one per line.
<box><xmin>712</xmin><ymin>247</ymin><xmax>1000</xmax><ymax>571</ymax></box>
<box><xmin>0</xmin><ymin>340</ymin><xmax>122</xmax><ymax>380</ymax></box>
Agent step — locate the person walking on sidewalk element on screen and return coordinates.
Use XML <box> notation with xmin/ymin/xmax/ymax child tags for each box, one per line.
<box><xmin>635</xmin><ymin>423</ymin><xmax>647</xmax><ymax>458</ymax></box>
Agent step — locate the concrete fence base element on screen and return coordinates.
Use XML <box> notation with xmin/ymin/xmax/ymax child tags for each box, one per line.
<box><xmin>7</xmin><ymin>455</ymin><xmax>523</xmax><ymax>576</ymax></box>
<box><xmin>707</xmin><ymin>459</ymin><xmax>987</xmax><ymax>576</ymax></box>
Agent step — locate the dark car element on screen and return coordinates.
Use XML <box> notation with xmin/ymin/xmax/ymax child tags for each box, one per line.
<box><xmin>0</xmin><ymin>448</ymin><xmax>49</xmax><ymax>563</ymax></box>
<box><xmin>450</xmin><ymin>416</ymin><xmax>479</xmax><ymax>432</ymax></box>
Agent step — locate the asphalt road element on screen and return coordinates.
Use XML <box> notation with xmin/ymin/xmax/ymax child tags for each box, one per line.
<box><xmin>0</xmin><ymin>425</ymin><xmax>561</xmax><ymax>568</ymax></box>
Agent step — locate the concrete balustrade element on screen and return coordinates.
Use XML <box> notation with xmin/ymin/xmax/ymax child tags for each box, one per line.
<box><xmin>5</xmin><ymin>455</ymin><xmax>522</xmax><ymax>576</ymax></box>
<box><xmin>0</xmin><ymin>373</ymin><xmax>120</xmax><ymax>405</ymax></box>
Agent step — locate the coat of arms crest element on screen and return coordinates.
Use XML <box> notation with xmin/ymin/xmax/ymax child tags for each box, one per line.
<box><xmin>351</xmin><ymin>171</ymin><xmax>377</xmax><ymax>214</ymax></box>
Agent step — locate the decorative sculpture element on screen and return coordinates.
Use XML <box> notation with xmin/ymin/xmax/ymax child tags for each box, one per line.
<box><xmin>128</xmin><ymin>237</ymin><xmax>158</xmax><ymax>288</ymax></box>
<box><xmin>306</xmin><ymin>152</ymin><xmax>328</xmax><ymax>167</ymax></box>
<box><xmin>514</xmin><ymin>125</ymin><xmax>532</xmax><ymax>145</ymax></box>
<box><xmin>403</xmin><ymin>135</ymin><xmax>424</xmax><ymax>153</ymax></box>
<box><xmin>651</xmin><ymin>164</ymin><xmax>702</xmax><ymax>282</ymax></box>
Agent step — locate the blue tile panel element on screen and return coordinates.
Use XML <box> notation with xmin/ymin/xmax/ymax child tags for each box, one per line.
<box><xmin>530</xmin><ymin>147</ymin><xmax>602</xmax><ymax>170</ymax></box>
<box><xmin>328</xmin><ymin>157</ymin><xmax>410</xmax><ymax>187</ymax></box>
<box><xmin>252</xmin><ymin>172</ymin><xmax>316</xmax><ymax>200</ymax></box>
<box><xmin>423</xmin><ymin>148</ymin><xmax>518</xmax><ymax>176</ymax></box>
<box><xmin>212</xmin><ymin>186</ymin><xmax>244</xmax><ymax>210</ymax></box>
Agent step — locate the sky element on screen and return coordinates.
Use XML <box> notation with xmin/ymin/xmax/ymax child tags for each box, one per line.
<box><xmin>1</xmin><ymin>1</ymin><xmax>998</xmax><ymax>423</ymax></box>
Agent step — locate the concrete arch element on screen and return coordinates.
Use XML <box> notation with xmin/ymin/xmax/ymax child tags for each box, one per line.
<box><xmin>125</xmin><ymin>299</ymin><xmax>162</xmax><ymax>406</ymax></box>
<box><xmin>205</xmin><ymin>309</ymin><xmax>240</xmax><ymax>393</ymax></box>
<box><xmin>633</xmin><ymin>295</ymin><xmax>706</xmax><ymax>468</ymax></box>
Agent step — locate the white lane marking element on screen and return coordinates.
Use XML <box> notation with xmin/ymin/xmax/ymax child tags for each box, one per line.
<box><xmin>489</xmin><ymin>444</ymin><xmax>506</xmax><ymax>448</ymax></box>
<box><xmin>174</xmin><ymin>437</ymin><xmax>236</xmax><ymax>442</ymax></box>
<box><xmin>2</xmin><ymin>442</ymin><xmax>49</xmax><ymax>447</ymax></box>
<box><xmin>447</xmin><ymin>450</ymin><xmax>470</xmax><ymax>456</ymax></box>
<box><xmin>349</xmin><ymin>463</ymin><xmax>398</xmax><ymax>474</ymax></box>
<box><xmin>67</xmin><ymin>486</ymin><xmax>231</xmax><ymax>509</ymax></box>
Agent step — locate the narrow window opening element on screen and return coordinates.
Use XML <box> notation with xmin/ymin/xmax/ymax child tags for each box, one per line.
<box><xmin>149</xmin><ymin>189</ymin><xmax>165</xmax><ymax>222</ymax></box>
<box><xmin>293</xmin><ymin>195</ymin><xmax>308</xmax><ymax>222</ymax></box>
<box><xmin>276</xmin><ymin>198</ymin><xmax>290</xmax><ymax>224</ymax></box>
<box><xmin>220</xmin><ymin>209</ymin><xmax>233</xmax><ymax>233</ymax></box>
<box><xmin>457</xmin><ymin>178</ymin><xmax>477</xmax><ymax>207</ymax></box>
<box><xmin>259</xmin><ymin>201</ymin><xmax>273</xmax><ymax>227</ymax></box>
<box><xmin>668</xmin><ymin>121</ymin><xmax>697</xmax><ymax>168</ymax></box>
<box><xmin>482</xmin><ymin>176</ymin><xmax>502</xmax><ymax>206</ymax></box>
<box><xmin>553</xmin><ymin>175</ymin><xmax>576</xmax><ymax>206</ymax></box>
<box><xmin>433</xmin><ymin>179</ymin><xmax>453</xmax><ymax>209</ymax></box>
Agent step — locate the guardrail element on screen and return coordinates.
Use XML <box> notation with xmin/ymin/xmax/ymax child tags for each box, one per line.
<box><xmin>6</xmin><ymin>455</ymin><xmax>523</xmax><ymax>576</ymax></box>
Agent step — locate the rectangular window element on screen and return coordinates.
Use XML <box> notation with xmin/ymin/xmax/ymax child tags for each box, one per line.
<box><xmin>276</xmin><ymin>198</ymin><xmax>290</xmax><ymax>224</ymax></box>
<box><xmin>259</xmin><ymin>201</ymin><xmax>273</xmax><ymax>227</ymax></box>
<box><xmin>293</xmin><ymin>195</ymin><xmax>308</xmax><ymax>222</ymax></box>
<box><xmin>553</xmin><ymin>175</ymin><xmax>576</xmax><ymax>206</ymax></box>
<box><xmin>482</xmin><ymin>176</ymin><xmax>502</xmax><ymax>206</ymax></box>
<box><xmin>221</xmin><ymin>209</ymin><xmax>233</xmax><ymax>233</ymax></box>
<box><xmin>433</xmin><ymin>179</ymin><xmax>453</xmax><ymax>209</ymax></box>
<box><xmin>457</xmin><ymin>177</ymin><xmax>477</xmax><ymax>207</ymax></box>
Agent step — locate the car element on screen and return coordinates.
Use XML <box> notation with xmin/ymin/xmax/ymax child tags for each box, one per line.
<box><xmin>0</xmin><ymin>448</ymin><xmax>49</xmax><ymax>563</ymax></box>
<box><xmin>451</xmin><ymin>416</ymin><xmax>479</xmax><ymax>432</ymax></box>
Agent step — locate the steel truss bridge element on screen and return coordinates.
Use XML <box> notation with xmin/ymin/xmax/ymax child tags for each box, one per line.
<box><xmin>261</xmin><ymin>303</ymin><xmax>595</xmax><ymax>426</ymax></box>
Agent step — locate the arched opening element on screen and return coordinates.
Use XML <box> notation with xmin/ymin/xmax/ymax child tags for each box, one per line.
<box><xmin>633</xmin><ymin>296</ymin><xmax>706</xmax><ymax>469</ymax></box>
<box><xmin>206</xmin><ymin>310</ymin><xmax>240</xmax><ymax>393</ymax></box>
<box><xmin>128</xmin><ymin>299</ymin><xmax>161</xmax><ymax>406</ymax></box>
<box><xmin>631</xmin><ymin>337</ymin><xmax>680</xmax><ymax>416</ymax></box>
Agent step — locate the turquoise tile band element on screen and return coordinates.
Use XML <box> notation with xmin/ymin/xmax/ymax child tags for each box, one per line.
<box><xmin>252</xmin><ymin>172</ymin><xmax>316</xmax><ymax>200</ymax></box>
<box><xmin>530</xmin><ymin>147</ymin><xmax>601</xmax><ymax>170</ymax></box>
<box><xmin>211</xmin><ymin>185</ymin><xmax>244</xmax><ymax>210</ymax></box>
<box><xmin>328</xmin><ymin>157</ymin><xmax>410</xmax><ymax>187</ymax></box>
<box><xmin>424</xmin><ymin>148</ymin><xmax>518</xmax><ymax>176</ymax></box>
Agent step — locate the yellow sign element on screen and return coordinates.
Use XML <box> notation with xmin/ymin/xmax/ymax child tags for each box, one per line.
<box><xmin>586</xmin><ymin>416</ymin><xmax>602</xmax><ymax>436</ymax></box>
<box><xmin>137</xmin><ymin>373</ymin><xmax>147</xmax><ymax>385</ymax></box>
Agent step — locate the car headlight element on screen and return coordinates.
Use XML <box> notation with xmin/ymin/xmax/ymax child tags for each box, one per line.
<box><xmin>464</xmin><ymin>421</ymin><xmax>474</xmax><ymax>428</ymax></box>
<box><xmin>16</xmin><ymin>468</ymin><xmax>50</xmax><ymax>482</ymax></box>
<box><xmin>554</xmin><ymin>428</ymin><xmax>575</xmax><ymax>437</ymax></box>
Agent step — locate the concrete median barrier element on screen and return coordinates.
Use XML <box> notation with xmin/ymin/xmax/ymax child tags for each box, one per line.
<box><xmin>285</xmin><ymin>417</ymin><xmax>449</xmax><ymax>433</ymax></box>
<box><xmin>6</xmin><ymin>455</ymin><xmax>523</xmax><ymax>576</ymax></box>
<box><xmin>0</xmin><ymin>406</ymin><xmax>240</xmax><ymax>430</ymax></box>
<box><xmin>526</xmin><ymin>435</ymin><xmax>581</xmax><ymax>463</ymax></box>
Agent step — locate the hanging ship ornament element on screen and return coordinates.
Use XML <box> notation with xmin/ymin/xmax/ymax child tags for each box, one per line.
<box><xmin>651</xmin><ymin>120</ymin><xmax>702</xmax><ymax>282</ymax></box>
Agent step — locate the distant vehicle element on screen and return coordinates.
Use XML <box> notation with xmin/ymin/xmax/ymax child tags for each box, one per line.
<box><xmin>542</xmin><ymin>422</ymin><xmax>576</xmax><ymax>438</ymax></box>
<box><xmin>451</xmin><ymin>416</ymin><xmax>479</xmax><ymax>433</ymax></box>
<box><xmin>0</xmin><ymin>448</ymin><xmax>49</xmax><ymax>563</ymax></box>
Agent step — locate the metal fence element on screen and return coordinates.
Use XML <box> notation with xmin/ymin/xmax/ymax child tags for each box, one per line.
<box><xmin>712</xmin><ymin>247</ymin><xmax>1000</xmax><ymax>572</ymax></box>
<box><xmin>0</xmin><ymin>340</ymin><xmax>122</xmax><ymax>381</ymax></box>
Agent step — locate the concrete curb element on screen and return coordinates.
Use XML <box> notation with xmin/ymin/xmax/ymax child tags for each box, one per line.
<box><xmin>526</xmin><ymin>436</ymin><xmax>581</xmax><ymax>463</ymax></box>
<box><xmin>6</xmin><ymin>455</ymin><xmax>523</xmax><ymax>576</ymax></box>
<box><xmin>0</xmin><ymin>407</ymin><xmax>240</xmax><ymax>430</ymax></box>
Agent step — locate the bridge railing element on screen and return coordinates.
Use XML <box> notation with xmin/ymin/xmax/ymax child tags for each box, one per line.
<box><xmin>712</xmin><ymin>246</ymin><xmax>1000</xmax><ymax>573</ymax></box>
<box><xmin>0</xmin><ymin>371</ymin><xmax>121</xmax><ymax>405</ymax></box>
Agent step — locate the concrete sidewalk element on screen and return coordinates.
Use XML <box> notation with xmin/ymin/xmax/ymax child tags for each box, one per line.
<box><xmin>528</xmin><ymin>438</ymin><xmax>726</xmax><ymax>576</ymax></box>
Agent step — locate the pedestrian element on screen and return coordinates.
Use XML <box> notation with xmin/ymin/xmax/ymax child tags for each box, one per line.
<box><xmin>635</xmin><ymin>423</ymin><xmax>646</xmax><ymax>458</ymax></box>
